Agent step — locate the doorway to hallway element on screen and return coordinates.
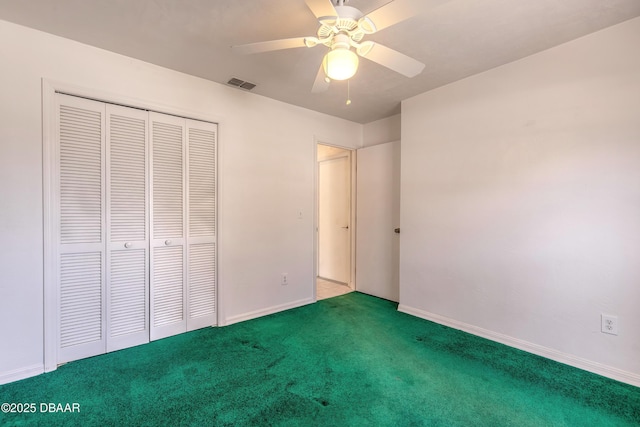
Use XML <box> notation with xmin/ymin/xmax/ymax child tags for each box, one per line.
<box><xmin>316</xmin><ymin>277</ymin><xmax>352</xmax><ymax>300</ymax></box>
<box><xmin>316</xmin><ymin>144</ymin><xmax>354</xmax><ymax>299</ymax></box>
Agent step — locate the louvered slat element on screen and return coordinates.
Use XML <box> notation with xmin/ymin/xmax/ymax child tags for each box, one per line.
<box><xmin>153</xmin><ymin>246</ymin><xmax>184</xmax><ymax>326</ymax></box>
<box><xmin>60</xmin><ymin>252</ymin><xmax>102</xmax><ymax>347</ymax></box>
<box><xmin>153</xmin><ymin>121</ymin><xmax>183</xmax><ymax>239</ymax></box>
<box><xmin>110</xmin><ymin>249</ymin><xmax>146</xmax><ymax>336</ymax></box>
<box><xmin>60</xmin><ymin>105</ymin><xmax>102</xmax><ymax>244</ymax></box>
<box><xmin>189</xmin><ymin>128</ymin><xmax>216</xmax><ymax>237</ymax></box>
<box><xmin>188</xmin><ymin>243</ymin><xmax>216</xmax><ymax>318</ymax></box>
<box><xmin>110</xmin><ymin>114</ymin><xmax>146</xmax><ymax>241</ymax></box>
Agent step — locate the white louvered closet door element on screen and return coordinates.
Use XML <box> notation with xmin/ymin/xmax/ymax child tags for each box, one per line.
<box><xmin>186</xmin><ymin>120</ymin><xmax>217</xmax><ymax>330</ymax></box>
<box><xmin>106</xmin><ymin>104</ymin><xmax>149</xmax><ymax>352</ymax></box>
<box><xmin>56</xmin><ymin>94</ymin><xmax>107</xmax><ymax>363</ymax></box>
<box><xmin>53</xmin><ymin>94</ymin><xmax>217</xmax><ymax>362</ymax></box>
<box><xmin>150</xmin><ymin>112</ymin><xmax>187</xmax><ymax>340</ymax></box>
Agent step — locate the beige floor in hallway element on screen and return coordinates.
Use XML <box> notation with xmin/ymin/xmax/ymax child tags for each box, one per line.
<box><xmin>316</xmin><ymin>278</ymin><xmax>353</xmax><ymax>300</ymax></box>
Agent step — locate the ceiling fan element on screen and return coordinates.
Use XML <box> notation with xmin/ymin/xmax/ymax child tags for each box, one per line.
<box><xmin>232</xmin><ymin>0</ymin><xmax>445</xmax><ymax>93</ymax></box>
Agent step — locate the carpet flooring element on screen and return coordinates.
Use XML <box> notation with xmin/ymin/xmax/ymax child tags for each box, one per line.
<box><xmin>1</xmin><ymin>292</ymin><xmax>639</xmax><ymax>426</ymax></box>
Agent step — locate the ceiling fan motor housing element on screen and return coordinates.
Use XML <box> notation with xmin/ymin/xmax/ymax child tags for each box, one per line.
<box><xmin>317</xmin><ymin>6</ymin><xmax>367</xmax><ymax>43</ymax></box>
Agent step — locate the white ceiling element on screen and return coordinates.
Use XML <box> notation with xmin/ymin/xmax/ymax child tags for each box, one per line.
<box><xmin>1</xmin><ymin>0</ymin><xmax>639</xmax><ymax>124</ymax></box>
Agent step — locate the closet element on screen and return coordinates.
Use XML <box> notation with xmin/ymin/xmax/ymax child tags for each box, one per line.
<box><xmin>54</xmin><ymin>93</ymin><xmax>216</xmax><ymax>364</ymax></box>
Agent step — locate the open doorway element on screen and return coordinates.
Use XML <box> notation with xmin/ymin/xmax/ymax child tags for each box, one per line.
<box><xmin>316</xmin><ymin>144</ymin><xmax>354</xmax><ymax>300</ymax></box>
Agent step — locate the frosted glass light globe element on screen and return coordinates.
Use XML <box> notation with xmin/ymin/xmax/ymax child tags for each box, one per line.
<box><xmin>323</xmin><ymin>48</ymin><xmax>359</xmax><ymax>81</ymax></box>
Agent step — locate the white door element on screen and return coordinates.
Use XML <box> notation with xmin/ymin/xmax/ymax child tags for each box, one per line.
<box><xmin>355</xmin><ymin>141</ymin><xmax>400</xmax><ymax>302</ymax></box>
<box><xmin>185</xmin><ymin>119</ymin><xmax>217</xmax><ymax>331</ymax></box>
<box><xmin>318</xmin><ymin>154</ymin><xmax>351</xmax><ymax>284</ymax></box>
<box><xmin>150</xmin><ymin>112</ymin><xmax>187</xmax><ymax>340</ymax></box>
<box><xmin>106</xmin><ymin>104</ymin><xmax>150</xmax><ymax>352</ymax></box>
<box><xmin>56</xmin><ymin>95</ymin><xmax>107</xmax><ymax>363</ymax></box>
<box><xmin>56</xmin><ymin>95</ymin><xmax>150</xmax><ymax>362</ymax></box>
<box><xmin>149</xmin><ymin>113</ymin><xmax>218</xmax><ymax>340</ymax></box>
<box><xmin>50</xmin><ymin>94</ymin><xmax>217</xmax><ymax>366</ymax></box>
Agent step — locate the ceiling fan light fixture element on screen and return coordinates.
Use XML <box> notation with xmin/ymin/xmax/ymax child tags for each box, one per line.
<box><xmin>356</xmin><ymin>40</ymin><xmax>375</xmax><ymax>57</ymax></box>
<box><xmin>304</xmin><ymin>37</ymin><xmax>320</xmax><ymax>48</ymax></box>
<box><xmin>357</xmin><ymin>16</ymin><xmax>377</xmax><ymax>34</ymax></box>
<box><xmin>323</xmin><ymin>47</ymin><xmax>359</xmax><ymax>81</ymax></box>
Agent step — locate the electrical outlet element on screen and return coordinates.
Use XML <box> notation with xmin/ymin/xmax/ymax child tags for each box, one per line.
<box><xmin>601</xmin><ymin>314</ymin><xmax>618</xmax><ymax>335</ymax></box>
<box><xmin>281</xmin><ymin>273</ymin><xmax>288</xmax><ymax>286</ymax></box>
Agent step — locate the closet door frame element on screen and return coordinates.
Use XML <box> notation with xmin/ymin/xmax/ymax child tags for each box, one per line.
<box><xmin>43</xmin><ymin>80</ymin><xmax>220</xmax><ymax>373</ymax></box>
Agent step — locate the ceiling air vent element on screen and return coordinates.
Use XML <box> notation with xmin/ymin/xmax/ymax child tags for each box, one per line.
<box><xmin>227</xmin><ymin>77</ymin><xmax>256</xmax><ymax>91</ymax></box>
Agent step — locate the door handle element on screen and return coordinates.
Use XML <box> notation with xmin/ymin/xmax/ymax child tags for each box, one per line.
<box><xmin>394</xmin><ymin>228</ymin><xmax>400</xmax><ymax>234</ymax></box>
<box><xmin>341</xmin><ymin>226</ymin><xmax>349</xmax><ymax>229</ymax></box>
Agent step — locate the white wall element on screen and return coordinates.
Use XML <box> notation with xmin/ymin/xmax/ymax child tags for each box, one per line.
<box><xmin>0</xmin><ymin>19</ymin><xmax>362</xmax><ymax>383</ymax></box>
<box><xmin>400</xmin><ymin>17</ymin><xmax>640</xmax><ymax>385</ymax></box>
<box><xmin>363</xmin><ymin>114</ymin><xmax>400</xmax><ymax>147</ymax></box>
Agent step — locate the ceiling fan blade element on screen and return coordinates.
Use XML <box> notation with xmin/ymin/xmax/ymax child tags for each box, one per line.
<box><xmin>232</xmin><ymin>37</ymin><xmax>308</xmax><ymax>55</ymax></box>
<box><xmin>364</xmin><ymin>0</ymin><xmax>448</xmax><ymax>32</ymax></box>
<box><xmin>312</xmin><ymin>63</ymin><xmax>330</xmax><ymax>93</ymax></box>
<box><xmin>305</xmin><ymin>0</ymin><xmax>338</xmax><ymax>22</ymax></box>
<box><xmin>358</xmin><ymin>42</ymin><xmax>425</xmax><ymax>77</ymax></box>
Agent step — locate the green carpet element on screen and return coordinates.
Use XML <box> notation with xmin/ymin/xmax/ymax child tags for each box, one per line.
<box><xmin>1</xmin><ymin>292</ymin><xmax>639</xmax><ymax>426</ymax></box>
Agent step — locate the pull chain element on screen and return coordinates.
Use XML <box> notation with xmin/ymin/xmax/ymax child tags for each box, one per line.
<box><xmin>346</xmin><ymin>79</ymin><xmax>352</xmax><ymax>105</ymax></box>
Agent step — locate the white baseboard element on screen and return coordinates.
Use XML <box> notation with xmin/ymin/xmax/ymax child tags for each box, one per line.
<box><xmin>0</xmin><ymin>364</ymin><xmax>44</xmax><ymax>385</ymax></box>
<box><xmin>222</xmin><ymin>297</ymin><xmax>315</xmax><ymax>326</ymax></box>
<box><xmin>398</xmin><ymin>304</ymin><xmax>640</xmax><ymax>388</ymax></box>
